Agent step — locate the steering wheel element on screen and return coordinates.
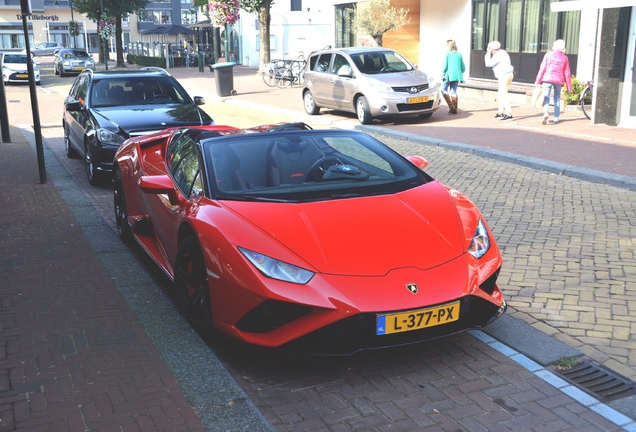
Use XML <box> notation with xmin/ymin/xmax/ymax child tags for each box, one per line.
<box><xmin>153</xmin><ymin>93</ymin><xmax>172</xmax><ymax>101</ymax></box>
<box><xmin>305</xmin><ymin>156</ymin><xmax>342</xmax><ymax>182</ymax></box>
<box><xmin>380</xmin><ymin>66</ymin><xmax>395</xmax><ymax>72</ymax></box>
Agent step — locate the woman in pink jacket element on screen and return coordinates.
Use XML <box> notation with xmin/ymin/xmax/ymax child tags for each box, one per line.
<box><xmin>535</xmin><ymin>39</ymin><xmax>573</xmax><ymax>125</ymax></box>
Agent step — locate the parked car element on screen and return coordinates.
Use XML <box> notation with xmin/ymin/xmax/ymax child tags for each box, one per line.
<box><xmin>54</xmin><ymin>49</ymin><xmax>95</xmax><ymax>76</ymax></box>
<box><xmin>63</xmin><ymin>67</ymin><xmax>214</xmax><ymax>185</ymax></box>
<box><xmin>113</xmin><ymin>124</ymin><xmax>506</xmax><ymax>354</ymax></box>
<box><xmin>1</xmin><ymin>53</ymin><xmax>40</xmax><ymax>84</ymax></box>
<box><xmin>302</xmin><ymin>47</ymin><xmax>440</xmax><ymax>124</ymax></box>
<box><xmin>21</xmin><ymin>41</ymin><xmax>64</xmax><ymax>57</ymax></box>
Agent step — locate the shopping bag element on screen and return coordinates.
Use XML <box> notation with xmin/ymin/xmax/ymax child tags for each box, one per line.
<box><xmin>531</xmin><ymin>85</ymin><xmax>544</xmax><ymax>108</ymax></box>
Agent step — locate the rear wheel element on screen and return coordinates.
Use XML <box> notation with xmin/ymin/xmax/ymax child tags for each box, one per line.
<box><xmin>175</xmin><ymin>237</ymin><xmax>213</xmax><ymax>334</ymax></box>
<box><xmin>113</xmin><ymin>169</ymin><xmax>132</xmax><ymax>242</ymax></box>
<box><xmin>303</xmin><ymin>91</ymin><xmax>320</xmax><ymax>115</ymax></box>
<box><xmin>356</xmin><ymin>96</ymin><xmax>373</xmax><ymax>125</ymax></box>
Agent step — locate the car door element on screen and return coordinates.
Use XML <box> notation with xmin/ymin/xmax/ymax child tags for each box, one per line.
<box><xmin>330</xmin><ymin>53</ymin><xmax>356</xmax><ymax>111</ymax></box>
<box><xmin>308</xmin><ymin>53</ymin><xmax>334</xmax><ymax>107</ymax></box>
<box><xmin>65</xmin><ymin>74</ymin><xmax>89</xmax><ymax>157</ymax></box>
<box><xmin>144</xmin><ymin>131</ymin><xmax>204</xmax><ymax>267</ymax></box>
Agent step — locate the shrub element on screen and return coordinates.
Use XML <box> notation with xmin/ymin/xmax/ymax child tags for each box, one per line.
<box><xmin>563</xmin><ymin>76</ymin><xmax>591</xmax><ymax>106</ymax></box>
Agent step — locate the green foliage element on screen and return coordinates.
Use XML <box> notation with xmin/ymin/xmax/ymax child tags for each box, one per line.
<box><xmin>240</xmin><ymin>0</ymin><xmax>274</xmax><ymax>14</ymax></box>
<box><xmin>555</xmin><ymin>356</ymin><xmax>581</xmax><ymax>370</ymax></box>
<box><xmin>563</xmin><ymin>76</ymin><xmax>590</xmax><ymax>106</ymax></box>
<box><xmin>126</xmin><ymin>54</ymin><xmax>166</xmax><ymax>67</ymax></box>
<box><xmin>353</xmin><ymin>0</ymin><xmax>410</xmax><ymax>47</ymax></box>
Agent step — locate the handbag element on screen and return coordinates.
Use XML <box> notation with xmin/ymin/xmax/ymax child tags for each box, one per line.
<box><xmin>531</xmin><ymin>85</ymin><xmax>544</xmax><ymax>108</ymax></box>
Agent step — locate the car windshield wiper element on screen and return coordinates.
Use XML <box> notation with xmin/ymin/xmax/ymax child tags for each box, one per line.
<box><xmin>215</xmin><ymin>194</ymin><xmax>296</xmax><ymax>203</ymax></box>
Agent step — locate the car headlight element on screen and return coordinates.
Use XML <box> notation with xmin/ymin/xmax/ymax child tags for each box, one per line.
<box><xmin>367</xmin><ymin>77</ymin><xmax>394</xmax><ymax>93</ymax></box>
<box><xmin>427</xmin><ymin>74</ymin><xmax>437</xmax><ymax>89</ymax></box>
<box><xmin>468</xmin><ymin>219</ymin><xmax>491</xmax><ymax>259</ymax></box>
<box><xmin>96</xmin><ymin>128</ymin><xmax>126</xmax><ymax>146</ymax></box>
<box><xmin>239</xmin><ymin>247</ymin><xmax>314</xmax><ymax>284</ymax></box>
<box><xmin>63</xmin><ymin>60</ymin><xmax>71</xmax><ymax>66</ymax></box>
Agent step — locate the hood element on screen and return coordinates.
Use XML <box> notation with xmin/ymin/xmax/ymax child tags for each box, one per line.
<box><xmin>223</xmin><ymin>182</ymin><xmax>464</xmax><ymax>276</ymax></box>
<box><xmin>93</xmin><ymin>104</ymin><xmax>212</xmax><ymax>135</ymax></box>
<box><xmin>360</xmin><ymin>69</ymin><xmax>429</xmax><ymax>86</ymax></box>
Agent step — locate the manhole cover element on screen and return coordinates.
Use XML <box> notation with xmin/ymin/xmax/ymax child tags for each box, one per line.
<box><xmin>558</xmin><ymin>361</ymin><xmax>636</xmax><ymax>402</ymax></box>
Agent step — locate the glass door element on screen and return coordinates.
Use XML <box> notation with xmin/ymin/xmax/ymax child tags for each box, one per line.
<box><xmin>619</xmin><ymin>7</ymin><xmax>636</xmax><ymax>128</ymax></box>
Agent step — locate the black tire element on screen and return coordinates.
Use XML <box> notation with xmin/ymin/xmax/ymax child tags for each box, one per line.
<box><xmin>174</xmin><ymin>237</ymin><xmax>213</xmax><ymax>334</ymax></box>
<box><xmin>59</xmin><ymin>66</ymin><xmax>66</xmax><ymax>77</ymax></box>
<box><xmin>113</xmin><ymin>169</ymin><xmax>132</xmax><ymax>242</ymax></box>
<box><xmin>303</xmin><ymin>90</ymin><xmax>320</xmax><ymax>115</ymax></box>
<box><xmin>85</xmin><ymin>143</ymin><xmax>102</xmax><ymax>186</ymax></box>
<box><xmin>581</xmin><ymin>87</ymin><xmax>591</xmax><ymax>120</ymax></box>
<box><xmin>356</xmin><ymin>96</ymin><xmax>373</xmax><ymax>125</ymax></box>
<box><xmin>262</xmin><ymin>70</ymin><xmax>276</xmax><ymax>87</ymax></box>
<box><xmin>275</xmin><ymin>68</ymin><xmax>291</xmax><ymax>88</ymax></box>
<box><xmin>54</xmin><ymin>65</ymin><xmax>59</xmax><ymax>75</ymax></box>
<box><xmin>64</xmin><ymin>125</ymin><xmax>79</xmax><ymax>158</ymax></box>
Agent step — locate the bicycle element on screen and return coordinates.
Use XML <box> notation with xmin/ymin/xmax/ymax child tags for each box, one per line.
<box><xmin>580</xmin><ymin>80</ymin><xmax>593</xmax><ymax>120</ymax></box>
<box><xmin>262</xmin><ymin>59</ymin><xmax>286</xmax><ymax>87</ymax></box>
<box><xmin>275</xmin><ymin>58</ymin><xmax>306</xmax><ymax>88</ymax></box>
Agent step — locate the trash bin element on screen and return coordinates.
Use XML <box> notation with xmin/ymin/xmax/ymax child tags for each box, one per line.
<box><xmin>211</xmin><ymin>62</ymin><xmax>237</xmax><ymax>97</ymax></box>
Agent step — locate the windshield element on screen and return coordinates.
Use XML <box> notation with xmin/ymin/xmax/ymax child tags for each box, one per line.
<box><xmin>350</xmin><ymin>51</ymin><xmax>413</xmax><ymax>74</ymax></box>
<box><xmin>3</xmin><ymin>55</ymin><xmax>29</xmax><ymax>64</ymax></box>
<box><xmin>90</xmin><ymin>76</ymin><xmax>191</xmax><ymax>108</ymax></box>
<box><xmin>202</xmin><ymin>130</ymin><xmax>431</xmax><ymax>203</ymax></box>
<box><xmin>61</xmin><ymin>50</ymin><xmax>90</xmax><ymax>58</ymax></box>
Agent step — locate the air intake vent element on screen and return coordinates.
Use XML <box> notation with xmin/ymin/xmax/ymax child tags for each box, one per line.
<box><xmin>558</xmin><ymin>361</ymin><xmax>636</xmax><ymax>402</ymax></box>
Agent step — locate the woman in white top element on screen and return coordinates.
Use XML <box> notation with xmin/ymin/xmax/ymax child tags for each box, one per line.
<box><xmin>485</xmin><ymin>41</ymin><xmax>515</xmax><ymax>121</ymax></box>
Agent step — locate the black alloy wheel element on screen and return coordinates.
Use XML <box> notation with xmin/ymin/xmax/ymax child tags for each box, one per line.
<box><xmin>113</xmin><ymin>169</ymin><xmax>132</xmax><ymax>242</ymax></box>
<box><xmin>175</xmin><ymin>237</ymin><xmax>213</xmax><ymax>334</ymax></box>
<box><xmin>85</xmin><ymin>143</ymin><xmax>102</xmax><ymax>186</ymax></box>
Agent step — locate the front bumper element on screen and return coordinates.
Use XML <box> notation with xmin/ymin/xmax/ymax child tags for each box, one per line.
<box><xmin>367</xmin><ymin>88</ymin><xmax>441</xmax><ymax>117</ymax></box>
<box><xmin>3</xmin><ymin>70</ymin><xmax>40</xmax><ymax>83</ymax></box>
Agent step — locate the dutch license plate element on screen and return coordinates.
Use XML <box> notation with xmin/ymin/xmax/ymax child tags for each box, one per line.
<box><xmin>376</xmin><ymin>301</ymin><xmax>460</xmax><ymax>335</ymax></box>
<box><xmin>17</xmin><ymin>74</ymin><xmax>28</xmax><ymax>78</ymax></box>
<box><xmin>407</xmin><ymin>96</ymin><xmax>429</xmax><ymax>104</ymax></box>
<box><xmin>74</xmin><ymin>67</ymin><xmax>84</xmax><ymax>71</ymax></box>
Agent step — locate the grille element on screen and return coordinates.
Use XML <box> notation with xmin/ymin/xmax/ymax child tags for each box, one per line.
<box><xmin>397</xmin><ymin>101</ymin><xmax>435</xmax><ymax>112</ymax></box>
<box><xmin>558</xmin><ymin>361</ymin><xmax>636</xmax><ymax>402</ymax></box>
<box><xmin>392</xmin><ymin>84</ymin><xmax>429</xmax><ymax>93</ymax></box>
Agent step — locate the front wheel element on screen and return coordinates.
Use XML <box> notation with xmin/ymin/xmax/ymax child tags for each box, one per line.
<box><xmin>64</xmin><ymin>125</ymin><xmax>79</xmax><ymax>158</ymax></box>
<box><xmin>262</xmin><ymin>70</ymin><xmax>276</xmax><ymax>87</ymax></box>
<box><xmin>356</xmin><ymin>96</ymin><xmax>373</xmax><ymax>125</ymax></box>
<box><xmin>85</xmin><ymin>144</ymin><xmax>102</xmax><ymax>186</ymax></box>
<box><xmin>175</xmin><ymin>237</ymin><xmax>213</xmax><ymax>334</ymax></box>
<box><xmin>580</xmin><ymin>86</ymin><xmax>591</xmax><ymax>120</ymax></box>
<box><xmin>275</xmin><ymin>68</ymin><xmax>291</xmax><ymax>88</ymax></box>
<box><xmin>303</xmin><ymin>91</ymin><xmax>320</xmax><ymax>115</ymax></box>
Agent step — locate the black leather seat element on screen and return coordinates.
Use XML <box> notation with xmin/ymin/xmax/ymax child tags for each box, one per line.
<box><xmin>268</xmin><ymin>139</ymin><xmax>322</xmax><ymax>186</ymax></box>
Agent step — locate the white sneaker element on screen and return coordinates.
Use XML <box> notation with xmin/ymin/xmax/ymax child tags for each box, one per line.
<box><xmin>553</xmin><ymin>117</ymin><xmax>559</xmax><ymax>124</ymax></box>
<box><xmin>542</xmin><ymin>113</ymin><xmax>549</xmax><ymax>125</ymax></box>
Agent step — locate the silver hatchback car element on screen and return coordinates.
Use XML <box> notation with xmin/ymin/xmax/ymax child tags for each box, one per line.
<box><xmin>302</xmin><ymin>47</ymin><xmax>440</xmax><ymax>124</ymax></box>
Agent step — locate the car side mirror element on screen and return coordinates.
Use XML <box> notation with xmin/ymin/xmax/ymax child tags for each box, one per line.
<box><xmin>406</xmin><ymin>155</ymin><xmax>429</xmax><ymax>169</ymax></box>
<box><xmin>65</xmin><ymin>100</ymin><xmax>83</xmax><ymax>111</ymax></box>
<box><xmin>337</xmin><ymin>65</ymin><xmax>353</xmax><ymax>78</ymax></box>
<box><xmin>139</xmin><ymin>175</ymin><xmax>186</xmax><ymax>206</ymax></box>
<box><xmin>193</xmin><ymin>96</ymin><xmax>205</xmax><ymax>105</ymax></box>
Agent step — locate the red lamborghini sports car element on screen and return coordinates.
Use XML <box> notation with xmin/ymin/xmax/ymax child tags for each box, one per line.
<box><xmin>113</xmin><ymin>123</ymin><xmax>506</xmax><ymax>354</ymax></box>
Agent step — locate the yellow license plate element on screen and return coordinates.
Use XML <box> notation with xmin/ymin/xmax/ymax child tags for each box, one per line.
<box><xmin>17</xmin><ymin>74</ymin><xmax>28</xmax><ymax>78</ymax></box>
<box><xmin>376</xmin><ymin>301</ymin><xmax>460</xmax><ymax>335</ymax></box>
<box><xmin>407</xmin><ymin>96</ymin><xmax>429</xmax><ymax>104</ymax></box>
<box><xmin>74</xmin><ymin>67</ymin><xmax>84</xmax><ymax>71</ymax></box>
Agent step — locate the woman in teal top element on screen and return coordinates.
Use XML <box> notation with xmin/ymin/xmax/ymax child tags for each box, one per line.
<box><xmin>441</xmin><ymin>40</ymin><xmax>466</xmax><ymax>114</ymax></box>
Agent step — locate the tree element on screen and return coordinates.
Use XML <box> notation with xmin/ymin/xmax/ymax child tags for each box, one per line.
<box><xmin>353</xmin><ymin>0</ymin><xmax>410</xmax><ymax>47</ymax></box>
<box><xmin>72</xmin><ymin>0</ymin><xmax>150</xmax><ymax>67</ymax></box>
<box><xmin>240</xmin><ymin>0</ymin><xmax>274</xmax><ymax>69</ymax></box>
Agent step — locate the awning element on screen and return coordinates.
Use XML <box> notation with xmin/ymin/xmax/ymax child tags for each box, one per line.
<box><xmin>551</xmin><ymin>0</ymin><xmax>636</xmax><ymax>11</ymax></box>
<box><xmin>140</xmin><ymin>25</ymin><xmax>197</xmax><ymax>35</ymax></box>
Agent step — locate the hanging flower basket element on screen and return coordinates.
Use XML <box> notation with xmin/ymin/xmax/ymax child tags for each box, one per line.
<box><xmin>98</xmin><ymin>17</ymin><xmax>116</xmax><ymax>40</ymax></box>
<box><xmin>68</xmin><ymin>20</ymin><xmax>81</xmax><ymax>37</ymax></box>
<box><xmin>208</xmin><ymin>0</ymin><xmax>240</xmax><ymax>27</ymax></box>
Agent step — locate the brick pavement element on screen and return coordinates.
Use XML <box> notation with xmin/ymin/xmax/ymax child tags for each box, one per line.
<box><xmin>2</xmin><ymin>61</ymin><xmax>636</xmax><ymax>431</ymax></box>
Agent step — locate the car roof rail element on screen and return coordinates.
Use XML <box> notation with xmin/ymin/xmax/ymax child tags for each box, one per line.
<box><xmin>139</xmin><ymin>66</ymin><xmax>170</xmax><ymax>75</ymax></box>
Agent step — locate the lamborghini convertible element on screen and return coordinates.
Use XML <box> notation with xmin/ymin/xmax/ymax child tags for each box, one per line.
<box><xmin>113</xmin><ymin>123</ymin><xmax>506</xmax><ymax>354</ymax></box>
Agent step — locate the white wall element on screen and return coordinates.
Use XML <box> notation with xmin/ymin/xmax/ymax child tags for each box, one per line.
<box><xmin>419</xmin><ymin>0</ymin><xmax>472</xmax><ymax>81</ymax></box>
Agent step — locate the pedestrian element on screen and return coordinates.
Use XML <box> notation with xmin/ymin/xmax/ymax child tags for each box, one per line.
<box><xmin>484</xmin><ymin>41</ymin><xmax>515</xmax><ymax>121</ymax></box>
<box><xmin>535</xmin><ymin>39</ymin><xmax>572</xmax><ymax>125</ymax></box>
<box><xmin>441</xmin><ymin>39</ymin><xmax>465</xmax><ymax>114</ymax></box>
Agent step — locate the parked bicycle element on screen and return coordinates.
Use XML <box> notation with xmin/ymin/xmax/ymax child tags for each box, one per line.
<box><xmin>262</xmin><ymin>59</ymin><xmax>286</xmax><ymax>87</ymax></box>
<box><xmin>261</xmin><ymin>52</ymin><xmax>306</xmax><ymax>88</ymax></box>
<box><xmin>580</xmin><ymin>80</ymin><xmax>593</xmax><ymax>120</ymax></box>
